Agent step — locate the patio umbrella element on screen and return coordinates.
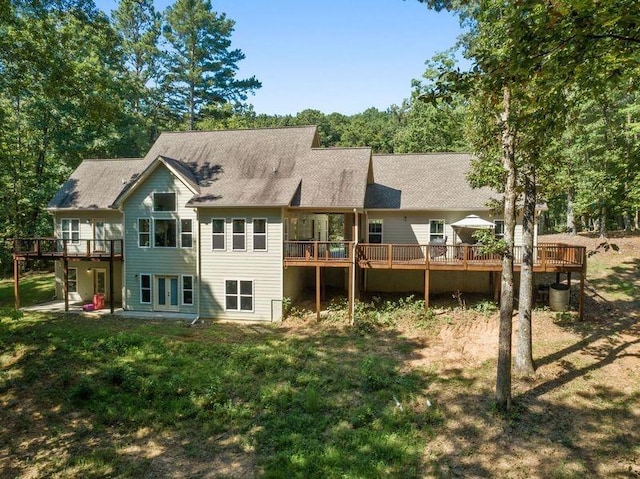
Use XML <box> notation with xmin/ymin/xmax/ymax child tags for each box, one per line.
<box><xmin>451</xmin><ymin>215</ymin><xmax>495</xmax><ymax>243</ymax></box>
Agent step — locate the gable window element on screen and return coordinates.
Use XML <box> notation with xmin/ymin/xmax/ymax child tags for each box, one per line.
<box><xmin>368</xmin><ymin>219</ymin><xmax>383</xmax><ymax>244</ymax></box>
<box><xmin>67</xmin><ymin>268</ymin><xmax>78</xmax><ymax>293</ymax></box>
<box><xmin>182</xmin><ymin>275</ymin><xmax>194</xmax><ymax>305</ymax></box>
<box><xmin>154</xmin><ymin>219</ymin><xmax>177</xmax><ymax>247</ymax></box>
<box><xmin>153</xmin><ymin>192</ymin><xmax>176</xmax><ymax>212</ymax></box>
<box><xmin>138</xmin><ymin>219</ymin><xmax>150</xmax><ymax>247</ymax></box>
<box><xmin>140</xmin><ymin>274</ymin><xmax>151</xmax><ymax>304</ymax></box>
<box><xmin>61</xmin><ymin>219</ymin><xmax>80</xmax><ymax>244</ymax></box>
<box><xmin>212</xmin><ymin>219</ymin><xmax>226</xmax><ymax>250</ymax></box>
<box><xmin>225</xmin><ymin>280</ymin><xmax>253</xmax><ymax>312</ymax></box>
<box><xmin>232</xmin><ymin>219</ymin><xmax>246</xmax><ymax>251</ymax></box>
<box><xmin>181</xmin><ymin>219</ymin><xmax>193</xmax><ymax>248</ymax></box>
<box><xmin>494</xmin><ymin>220</ymin><xmax>505</xmax><ymax>240</ymax></box>
<box><xmin>429</xmin><ymin>219</ymin><xmax>445</xmax><ymax>242</ymax></box>
<box><xmin>253</xmin><ymin>219</ymin><xmax>267</xmax><ymax>251</ymax></box>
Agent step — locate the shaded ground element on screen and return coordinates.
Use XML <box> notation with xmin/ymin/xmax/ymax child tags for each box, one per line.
<box><xmin>1</xmin><ymin>233</ymin><xmax>639</xmax><ymax>478</ymax></box>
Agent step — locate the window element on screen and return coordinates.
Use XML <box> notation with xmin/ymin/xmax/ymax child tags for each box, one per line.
<box><xmin>212</xmin><ymin>219</ymin><xmax>225</xmax><ymax>250</ymax></box>
<box><xmin>232</xmin><ymin>219</ymin><xmax>246</xmax><ymax>251</ymax></box>
<box><xmin>182</xmin><ymin>275</ymin><xmax>194</xmax><ymax>305</ymax></box>
<box><xmin>154</xmin><ymin>219</ymin><xmax>177</xmax><ymax>247</ymax></box>
<box><xmin>253</xmin><ymin>218</ymin><xmax>267</xmax><ymax>251</ymax></box>
<box><xmin>138</xmin><ymin>219</ymin><xmax>150</xmax><ymax>247</ymax></box>
<box><xmin>61</xmin><ymin>219</ymin><xmax>80</xmax><ymax>244</ymax></box>
<box><xmin>140</xmin><ymin>274</ymin><xmax>151</xmax><ymax>304</ymax></box>
<box><xmin>225</xmin><ymin>280</ymin><xmax>253</xmax><ymax>311</ymax></box>
<box><xmin>68</xmin><ymin>268</ymin><xmax>77</xmax><ymax>293</ymax></box>
<box><xmin>494</xmin><ymin>220</ymin><xmax>505</xmax><ymax>240</ymax></box>
<box><xmin>181</xmin><ymin>219</ymin><xmax>193</xmax><ymax>248</ymax></box>
<box><xmin>368</xmin><ymin>219</ymin><xmax>383</xmax><ymax>244</ymax></box>
<box><xmin>153</xmin><ymin>192</ymin><xmax>176</xmax><ymax>212</ymax></box>
<box><xmin>429</xmin><ymin>219</ymin><xmax>445</xmax><ymax>242</ymax></box>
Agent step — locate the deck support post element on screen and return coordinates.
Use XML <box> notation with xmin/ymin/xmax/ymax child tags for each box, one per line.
<box><xmin>424</xmin><ymin>269</ymin><xmax>430</xmax><ymax>310</ymax></box>
<box><xmin>348</xmin><ymin>263</ymin><xmax>354</xmax><ymax>325</ymax></box>
<box><xmin>567</xmin><ymin>272</ymin><xmax>571</xmax><ymax>288</ymax></box>
<box><xmin>316</xmin><ymin>265</ymin><xmax>321</xmax><ymax>321</ymax></box>
<box><xmin>493</xmin><ymin>271</ymin><xmax>501</xmax><ymax>302</ymax></box>
<box><xmin>555</xmin><ymin>272</ymin><xmax>560</xmax><ymax>284</ymax></box>
<box><xmin>109</xmin><ymin>242</ymin><xmax>115</xmax><ymax>314</ymax></box>
<box><xmin>63</xmin><ymin>258</ymin><xmax>69</xmax><ymax>312</ymax></box>
<box><xmin>578</xmin><ymin>272</ymin><xmax>585</xmax><ymax>320</ymax></box>
<box><xmin>13</xmin><ymin>258</ymin><xmax>20</xmax><ymax>310</ymax></box>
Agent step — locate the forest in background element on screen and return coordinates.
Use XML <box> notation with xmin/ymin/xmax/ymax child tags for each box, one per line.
<box><xmin>1</xmin><ymin>0</ymin><xmax>639</xmax><ymax>273</ymax></box>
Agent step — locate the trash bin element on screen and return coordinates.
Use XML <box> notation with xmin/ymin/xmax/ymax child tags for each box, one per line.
<box><xmin>549</xmin><ymin>283</ymin><xmax>570</xmax><ymax>312</ymax></box>
<box><xmin>93</xmin><ymin>293</ymin><xmax>105</xmax><ymax>310</ymax></box>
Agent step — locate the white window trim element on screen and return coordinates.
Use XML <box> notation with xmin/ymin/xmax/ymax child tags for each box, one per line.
<box><xmin>138</xmin><ymin>218</ymin><xmax>151</xmax><ymax>248</ymax></box>
<box><xmin>181</xmin><ymin>275</ymin><xmax>194</xmax><ymax>306</ymax></box>
<box><xmin>139</xmin><ymin>273</ymin><xmax>152</xmax><ymax>304</ymax></box>
<box><xmin>224</xmin><ymin>279</ymin><xmax>255</xmax><ymax>313</ymax></box>
<box><xmin>494</xmin><ymin>220</ymin><xmax>505</xmax><ymax>239</ymax></box>
<box><xmin>180</xmin><ymin>218</ymin><xmax>193</xmax><ymax>248</ymax></box>
<box><xmin>231</xmin><ymin>218</ymin><xmax>247</xmax><ymax>252</ymax></box>
<box><xmin>153</xmin><ymin>218</ymin><xmax>178</xmax><ymax>248</ymax></box>
<box><xmin>211</xmin><ymin>218</ymin><xmax>226</xmax><ymax>251</ymax></box>
<box><xmin>429</xmin><ymin>219</ymin><xmax>446</xmax><ymax>242</ymax></box>
<box><xmin>152</xmin><ymin>191</ymin><xmax>177</xmax><ymax>212</ymax></box>
<box><xmin>367</xmin><ymin>219</ymin><xmax>383</xmax><ymax>244</ymax></box>
<box><xmin>67</xmin><ymin>268</ymin><xmax>78</xmax><ymax>293</ymax></box>
<box><xmin>252</xmin><ymin>218</ymin><xmax>268</xmax><ymax>251</ymax></box>
<box><xmin>61</xmin><ymin>218</ymin><xmax>81</xmax><ymax>244</ymax></box>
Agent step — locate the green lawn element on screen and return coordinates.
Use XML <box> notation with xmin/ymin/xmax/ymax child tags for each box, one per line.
<box><xmin>0</xmin><ymin>313</ymin><xmax>438</xmax><ymax>478</ymax></box>
<box><xmin>0</xmin><ymin>272</ymin><xmax>55</xmax><ymax>308</ymax></box>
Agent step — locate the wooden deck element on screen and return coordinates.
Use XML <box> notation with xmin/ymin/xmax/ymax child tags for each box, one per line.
<box><xmin>356</xmin><ymin>243</ymin><xmax>586</xmax><ymax>272</ymax></box>
<box><xmin>13</xmin><ymin>238</ymin><xmax>124</xmax><ymax>261</ymax></box>
<box><xmin>283</xmin><ymin>241</ymin><xmax>353</xmax><ymax>267</ymax></box>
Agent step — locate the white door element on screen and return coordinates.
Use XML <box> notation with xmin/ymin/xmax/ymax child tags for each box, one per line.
<box><xmin>93</xmin><ymin>268</ymin><xmax>107</xmax><ymax>300</ymax></box>
<box><xmin>93</xmin><ymin>219</ymin><xmax>106</xmax><ymax>252</ymax></box>
<box><xmin>155</xmin><ymin>276</ymin><xmax>179</xmax><ymax>311</ymax></box>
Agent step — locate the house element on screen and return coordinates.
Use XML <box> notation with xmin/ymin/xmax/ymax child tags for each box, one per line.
<box><xmin>12</xmin><ymin>126</ymin><xmax>587</xmax><ymax>320</ymax></box>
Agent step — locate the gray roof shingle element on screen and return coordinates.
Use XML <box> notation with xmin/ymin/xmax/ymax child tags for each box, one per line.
<box><xmin>365</xmin><ymin>153</ymin><xmax>497</xmax><ymax>210</ymax></box>
<box><xmin>48</xmin><ymin>158</ymin><xmax>145</xmax><ymax>210</ymax></box>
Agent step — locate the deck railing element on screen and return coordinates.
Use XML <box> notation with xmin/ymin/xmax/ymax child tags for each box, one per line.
<box><xmin>283</xmin><ymin>241</ymin><xmax>353</xmax><ymax>262</ymax></box>
<box><xmin>13</xmin><ymin>238</ymin><xmax>124</xmax><ymax>259</ymax></box>
<box><xmin>357</xmin><ymin>243</ymin><xmax>585</xmax><ymax>269</ymax></box>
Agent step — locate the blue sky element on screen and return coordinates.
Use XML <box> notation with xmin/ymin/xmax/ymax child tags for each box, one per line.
<box><xmin>95</xmin><ymin>0</ymin><xmax>463</xmax><ymax>115</ymax></box>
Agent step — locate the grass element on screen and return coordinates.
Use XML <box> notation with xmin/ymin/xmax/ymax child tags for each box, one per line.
<box><xmin>0</xmin><ymin>313</ymin><xmax>437</xmax><ymax>478</ymax></box>
<box><xmin>0</xmin><ymin>272</ymin><xmax>55</xmax><ymax>308</ymax></box>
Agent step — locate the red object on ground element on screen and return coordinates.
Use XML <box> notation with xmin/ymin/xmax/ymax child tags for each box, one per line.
<box><xmin>83</xmin><ymin>304</ymin><xmax>95</xmax><ymax>312</ymax></box>
<box><xmin>93</xmin><ymin>294</ymin><xmax>105</xmax><ymax>310</ymax></box>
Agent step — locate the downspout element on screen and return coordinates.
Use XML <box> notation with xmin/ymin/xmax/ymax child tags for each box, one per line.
<box><xmin>190</xmin><ymin>208</ymin><xmax>201</xmax><ymax>326</ymax></box>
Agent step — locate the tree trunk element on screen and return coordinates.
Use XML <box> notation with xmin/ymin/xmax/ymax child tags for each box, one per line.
<box><xmin>566</xmin><ymin>187</ymin><xmax>575</xmax><ymax>235</ymax></box>
<box><xmin>515</xmin><ymin>169</ymin><xmax>536</xmax><ymax>377</ymax></box>
<box><xmin>189</xmin><ymin>81</ymin><xmax>195</xmax><ymax>131</ymax></box>
<box><xmin>496</xmin><ymin>85</ymin><xmax>516</xmax><ymax>412</ymax></box>
<box><xmin>599</xmin><ymin>205</ymin><xmax>607</xmax><ymax>238</ymax></box>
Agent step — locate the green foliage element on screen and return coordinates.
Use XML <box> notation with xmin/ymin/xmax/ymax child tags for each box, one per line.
<box><xmin>0</xmin><ymin>313</ymin><xmax>434</xmax><ymax>477</ymax></box>
<box><xmin>162</xmin><ymin>0</ymin><xmax>260</xmax><ymax>129</ymax></box>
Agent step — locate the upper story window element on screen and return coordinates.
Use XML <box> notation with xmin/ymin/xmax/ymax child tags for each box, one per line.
<box><xmin>181</xmin><ymin>219</ymin><xmax>193</xmax><ymax>248</ymax></box>
<box><xmin>253</xmin><ymin>219</ymin><xmax>267</xmax><ymax>251</ymax></box>
<box><xmin>154</xmin><ymin>219</ymin><xmax>177</xmax><ymax>247</ymax></box>
<box><xmin>212</xmin><ymin>219</ymin><xmax>225</xmax><ymax>250</ymax></box>
<box><xmin>429</xmin><ymin>219</ymin><xmax>445</xmax><ymax>243</ymax></box>
<box><xmin>368</xmin><ymin>219</ymin><xmax>383</xmax><ymax>244</ymax></box>
<box><xmin>61</xmin><ymin>219</ymin><xmax>80</xmax><ymax>244</ymax></box>
<box><xmin>138</xmin><ymin>219</ymin><xmax>150</xmax><ymax>247</ymax></box>
<box><xmin>494</xmin><ymin>220</ymin><xmax>505</xmax><ymax>240</ymax></box>
<box><xmin>232</xmin><ymin>219</ymin><xmax>246</xmax><ymax>251</ymax></box>
<box><xmin>153</xmin><ymin>192</ymin><xmax>176</xmax><ymax>212</ymax></box>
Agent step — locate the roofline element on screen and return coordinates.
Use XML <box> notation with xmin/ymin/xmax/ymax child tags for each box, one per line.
<box><xmin>80</xmin><ymin>157</ymin><xmax>144</xmax><ymax>162</ymax></box>
<box><xmin>155</xmin><ymin>125</ymin><xmax>319</xmax><ymax>135</ymax></box>
<box><xmin>364</xmin><ymin>207</ymin><xmax>493</xmax><ymax>212</ymax></box>
<box><xmin>111</xmin><ymin>156</ymin><xmax>199</xmax><ymax>207</ymax></box>
<box><xmin>372</xmin><ymin>152</ymin><xmax>472</xmax><ymax>157</ymax></box>
<box><xmin>311</xmin><ymin>146</ymin><xmax>372</xmax><ymax>151</ymax></box>
<box><xmin>46</xmin><ymin>207</ymin><xmax>120</xmax><ymax>212</ymax></box>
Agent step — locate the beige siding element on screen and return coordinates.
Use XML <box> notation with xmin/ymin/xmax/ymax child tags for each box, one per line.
<box><xmin>200</xmin><ymin>208</ymin><xmax>283</xmax><ymax>321</ymax></box>
<box><xmin>53</xmin><ymin>210</ymin><xmax>123</xmax><ymax>255</ymax></box>
<box><xmin>364</xmin><ymin>211</ymin><xmax>524</xmax><ymax>246</ymax></box>
<box><xmin>55</xmin><ymin>260</ymin><xmax>123</xmax><ymax>303</ymax></box>
<box><xmin>122</xmin><ymin>163</ymin><xmax>198</xmax><ymax>313</ymax></box>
